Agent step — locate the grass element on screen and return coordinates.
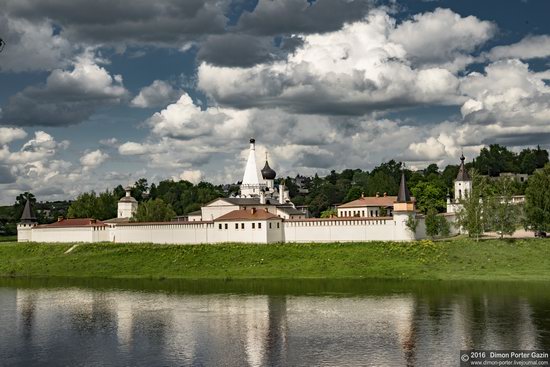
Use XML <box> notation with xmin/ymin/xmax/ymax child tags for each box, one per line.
<box><xmin>0</xmin><ymin>238</ymin><xmax>549</xmax><ymax>281</ymax></box>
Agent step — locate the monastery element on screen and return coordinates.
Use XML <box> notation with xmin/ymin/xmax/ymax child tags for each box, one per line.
<box><xmin>17</xmin><ymin>139</ymin><xmax>470</xmax><ymax>244</ymax></box>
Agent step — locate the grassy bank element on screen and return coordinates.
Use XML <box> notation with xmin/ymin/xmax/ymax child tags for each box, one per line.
<box><xmin>0</xmin><ymin>238</ymin><xmax>549</xmax><ymax>281</ymax></box>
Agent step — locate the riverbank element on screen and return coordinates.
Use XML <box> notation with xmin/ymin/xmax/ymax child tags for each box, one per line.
<box><xmin>1</xmin><ymin>238</ymin><xmax>549</xmax><ymax>281</ymax></box>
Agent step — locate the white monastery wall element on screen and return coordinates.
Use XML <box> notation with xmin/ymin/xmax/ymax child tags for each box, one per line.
<box><xmin>31</xmin><ymin>227</ymin><xmax>108</xmax><ymax>243</ymax></box>
<box><xmin>114</xmin><ymin>223</ymin><xmax>210</xmax><ymax>244</ymax></box>
<box><xmin>283</xmin><ymin>218</ymin><xmax>420</xmax><ymax>242</ymax></box>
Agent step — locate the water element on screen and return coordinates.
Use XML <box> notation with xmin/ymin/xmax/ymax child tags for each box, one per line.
<box><xmin>0</xmin><ymin>278</ymin><xmax>549</xmax><ymax>366</ymax></box>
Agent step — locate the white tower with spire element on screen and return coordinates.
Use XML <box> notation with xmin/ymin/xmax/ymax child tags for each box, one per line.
<box><xmin>240</xmin><ymin>138</ymin><xmax>266</xmax><ymax>197</ymax></box>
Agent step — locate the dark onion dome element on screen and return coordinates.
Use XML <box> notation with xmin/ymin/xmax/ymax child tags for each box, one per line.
<box><xmin>261</xmin><ymin>160</ymin><xmax>276</xmax><ymax>180</ymax></box>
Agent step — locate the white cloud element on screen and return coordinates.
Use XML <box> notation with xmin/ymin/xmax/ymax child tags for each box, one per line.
<box><xmin>197</xmin><ymin>8</ymin><xmax>483</xmax><ymax>115</ymax></box>
<box><xmin>487</xmin><ymin>35</ymin><xmax>550</xmax><ymax>61</ymax></box>
<box><xmin>460</xmin><ymin>59</ymin><xmax>550</xmax><ymax>127</ymax></box>
<box><xmin>176</xmin><ymin>170</ymin><xmax>203</xmax><ymax>184</ymax></box>
<box><xmin>131</xmin><ymin>80</ymin><xmax>181</xmax><ymax>108</ymax></box>
<box><xmin>390</xmin><ymin>8</ymin><xmax>495</xmax><ymax>70</ymax></box>
<box><xmin>118</xmin><ymin>142</ymin><xmax>149</xmax><ymax>156</ymax></box>
<box><xmin>80</xmin><ymin>149</ymin><xmax>109</xmax><ymax>168</ymax></box>
<box><xmin>0</xmin><ymin>127</ymin><xmax>27</xmax><ymax>145</ymax></box>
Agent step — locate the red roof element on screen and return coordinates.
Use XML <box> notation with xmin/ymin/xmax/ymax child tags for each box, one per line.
<box><xmin>215</xmin><ymin>209</ymin><xmax>280</xmax><ymax>221</ymax></box>
<box><xmin>35</xmin><ymin>218</ymin><xmax>106</xmax><ymax>228</ymax></box>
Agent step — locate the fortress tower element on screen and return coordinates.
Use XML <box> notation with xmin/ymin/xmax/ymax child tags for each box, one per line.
<box><xmin>17</xmin><ymin>198</ymin><xmax>37</xmax><ymax>242</ymax></box>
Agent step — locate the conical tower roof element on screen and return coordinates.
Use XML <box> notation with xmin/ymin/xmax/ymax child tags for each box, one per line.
<box><xmin>242</xmin><ymin>138</ymin><xmax>262</xmax><ymax>186</ymax></box>
<box><xmin>456</xmin><ymin>154</ymin><xmax>471</xmax><ymax>181</ymax></box>
<box><xmin>20</xmin><ymin>199</ymin><xmax>36</xmax><ymax>224</ymax></box>
<box><xmin>396</xmin><ymin>171</ymin><xmax>412</xmax><ymax>203</ymax></box>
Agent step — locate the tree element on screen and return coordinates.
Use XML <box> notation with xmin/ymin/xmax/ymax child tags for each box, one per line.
<box><xmin>524</xmin><ymin>163</ymin><xmax>550</xmax><ymax>232</ymax></box>
<box><xmin>410</xmin><ymin>181</ymin><xmax>446</xmax><ymax>214</ymax></box>
<box><xmin>68</xmin><ymin>192</ymin><xmax>99</xmax><ymax>219</ymax></box>
<box><xmin>474</xmin><ymin>144</ymin><xmax>518</xmax><ymax>176</ymax></box>
<box><xmin>425</xmin><ymin>208</ymin><xmax>440</xmax><ymax>238</ymax></box>
<box><xmin>456</xmin><ymin>170</ymin><xmax>488</xmax><ymax>241</ymax></box>
<box><xmin>425</xmin><ymin>208</ymin><xmax>451</xmax><ymax>238</ymax></box>
<box><xmin>485</xmin><ymin>177</ymin><xmax>519</xmax><ymax>238</ymax></box>
<box><xmin>133</xmin><ymin>198</ymin><xmax>176</xmax><ymax>222</ymax></box>
<box><xmin>67</xmin><ymin>191</ymin><xmax>118</xmax><ymax>220</ymax></box>
<box><xmin>405</xmin><ymin>215</ymin><xmax>419</xmax><ymax>234</ymax></box>
<box><xmin>343</xmin><ymin>186</ymin><xmax>362</xmax><ymax>203</ymax></box>
<box><xmin>320</xmin><ymin>208</ymin><xmax>337</xmax><ymax>218</ymax></box>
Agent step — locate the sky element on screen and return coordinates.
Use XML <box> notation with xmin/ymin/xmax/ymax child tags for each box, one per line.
<box><xmin>0</xmin><ymin>0</ymin><xmax>550</xmax><ymax>204</ymax></box>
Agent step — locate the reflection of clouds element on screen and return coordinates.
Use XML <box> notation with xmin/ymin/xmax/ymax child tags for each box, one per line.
<box><xmin>0</xmin><ymin>286</ymin><xmax>548</xmax><ymax>366</ymax></box>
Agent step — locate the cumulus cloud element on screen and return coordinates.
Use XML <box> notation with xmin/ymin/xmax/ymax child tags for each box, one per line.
<box><xmin>0</xmin><ymin>51</ymin><xmax>128</xmax><ymax>126</ymax></box>
<box><xmin>460</xmin><ymin>59</ymin><xmax>550</xmax><ymax>128</ymax></box>
<box><xmin>176</xmin><ymin>170</ymin><xmax>203</xmax><ymax>184</ymax></box>
<box><xmin>145</xmin><ymin>93</ymin><xmax>250</xmax><ymax>140</ymax></box>
<box><xmin>118</xmin><ymin>142</ymin><xmax>150</xmax><ymax>156</ymax></box>
<box><xmin>236</xmin><ymin>0</ymin><xmax>374</xmax><ymax>35</ymax></box>
<box><xmin>198</xmin><ymin>9</ymin><xmax>483</xmax><ymax>115</ymax></box>
<box><xmin>80</xmin><ymin>149</ymin><xmax>109</xmax><ymax>168</ymax></box>
<box><xmin>2</xmin><ymin>0</ymin><xmax>229</xmax><ymax>47</ymax></box>
<box><xmin>130</xmin><ymin>80</ymin><xmax>181</xmax><ymax>108</ymax></box>
<box><xmin>197</xmin><ymin>34</ymin><xmax>277</xmax><ymax>67</ymax></box>
<box><xmin>390</xmin><ymin>8</ymin><xmax>495</xmax><ymax>70</ymax></box>
<box><xmin>0</xmin><ymin>13</ymin><xmax>73</xmax><ymax>72</ymax></box>
<box><xmin>487</xmin><ymin>35</ymin><xmax>550</xmax><ymax>61</ymax></box>
<box><xmin>0</xmin><ymin>127</ymin><xmax>27</xmax><ymax>145</ymax></box>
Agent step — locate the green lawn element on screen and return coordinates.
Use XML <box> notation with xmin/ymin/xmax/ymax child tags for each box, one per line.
<box><xmin>0</xmin><ymin>238</ymin><xmax>549</xmax><ymax>281</ymax></box>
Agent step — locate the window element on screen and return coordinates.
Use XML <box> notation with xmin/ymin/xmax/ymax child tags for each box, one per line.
<box><xmin>241</xmin><ymin>223</ymin><xmax>245</xmax><ymax>229</ymax></box>
<box><xmin>277</xmin><ymin>222</ymin><xmax>280</xmax><ymax>228</ymax></box>
<box><xmin>252</xmin><ymin>223</ymin><xmax>255</xmax><ymax>229</ymax></box>
<box><xmin>224</xmin><ymin>223</ymin><xmax>228</xmax><ymax>229</ymax></box>
<box><xmin>218</xmin><ymin>224</ymin><xmax>222</xmax><ymax>229</ymax></box>
<box><xmin>258</xmin><ymin>223</ymin><xmax>262</xmax><ymax>229</ymax></box>
<box><xmin>269</xmin><ymin>223</ymin><xmax>272</xmax><ymax>229</ymax></box>
<box><xmin>235</xmin><ymin>223</ymin><xmax>238</xmax><ymax>229</ymax></box>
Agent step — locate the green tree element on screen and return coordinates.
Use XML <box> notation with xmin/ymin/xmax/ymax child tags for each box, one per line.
<box><xmin>405</xmin><ymin>215</ymin><xmax>419</xmax><ymax>235</ymax></box>
<box><xmin>67</xmin><ymin>191</ymin><xmax>118</xmax><ymax>220</ymax></box>
<box><xmin>133</xmin><ymin>198</ymin><xmax>176</xmax><ymax>222</ymax></box>
<box><xmin>343</xmin><ymin>186</ymin><xmax>362</xmax><ymax>203</ymax></box>
<box><xmin>410</xmin><ymin>181</ymin><xmax>446</xmax><ymax>214</ymax></box>
<box><xmin>485</xmin><ymin>177</ymin><xmax>519</xmax><ymax>238</ymax></box>
<box><xmin>425</xmin><ymin>208</ymin><xmax>440</xmax><ymax>238</ymax></box>
<box><xmin>524</xmin><ymin>163</ymin><xmax>550</xmax><ymax>232</ymax></box>
<box><xmin>456</xmin><ymin>170</ymin><xmax>488</xmax><ymax>241</ymax></box>
<box><xmin>68</xmin><ymin>192</ymin><xmax>99</xmax><ymax>219</ymax></box>
<box><xmin>320</xmin><ymin>208</ymin><xmax>337</xmax><ymax>218</ymax></box>
<box><xmin>474</xmin><ymin>144</ymin><xmax>518</xmax><ymax>176</ymax></box>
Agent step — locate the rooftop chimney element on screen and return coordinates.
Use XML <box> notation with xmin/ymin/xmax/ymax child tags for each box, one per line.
<box><xmin>376</xmin><ymin>192</ymin><xmax>380</xmax><ymax>198</ymax></box>
<box><xmin>251</xmin><ymin>208</ymin><xmax>256</xmax><ymax>214</ymax></box>
<box><xmin>57</xmin><ymin>216</ymin><xmax>64</xmax><ymax>222</ymax></box>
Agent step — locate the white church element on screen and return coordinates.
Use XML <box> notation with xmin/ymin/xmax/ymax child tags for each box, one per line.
<box><xmin>17</xmin><ymin>139</ymin><xmax>471</xmax><ymax>244</ymax></box>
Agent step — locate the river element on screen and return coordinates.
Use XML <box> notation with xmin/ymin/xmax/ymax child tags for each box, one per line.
<box><xmin>0</xmin><ymin>278</ymin><xmax>549</xmax><ymax>366</ymax></box>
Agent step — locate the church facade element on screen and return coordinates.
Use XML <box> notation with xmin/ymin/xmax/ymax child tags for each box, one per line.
<box><xmin>15</xmin><ymin>139</ymin><xmax>476</xmax><ymax>245</ymax></box>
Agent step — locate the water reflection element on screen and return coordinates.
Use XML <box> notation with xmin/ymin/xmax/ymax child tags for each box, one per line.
<box><xmin>0</xmin><ymin>280</ymin><xmax>549</xmax><ymax>366</ymax></box>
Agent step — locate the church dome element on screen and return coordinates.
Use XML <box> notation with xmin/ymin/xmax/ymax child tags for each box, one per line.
<box><xmin>261</xmin><ymin>160</ymin><xmax>276</xmax><ymax>180</ymax></box>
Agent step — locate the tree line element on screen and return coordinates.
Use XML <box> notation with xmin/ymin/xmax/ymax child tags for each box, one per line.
<box><xmin>1</xmin><ymin>144</ymin><xmax>548</xmax><ymax>230</ymax></box>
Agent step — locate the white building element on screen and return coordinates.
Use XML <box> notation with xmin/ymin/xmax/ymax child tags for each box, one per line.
<box><xmin>18</xmin><ymin>138</ymin><xmax>432</xmax><ymax>244</ymax></box>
